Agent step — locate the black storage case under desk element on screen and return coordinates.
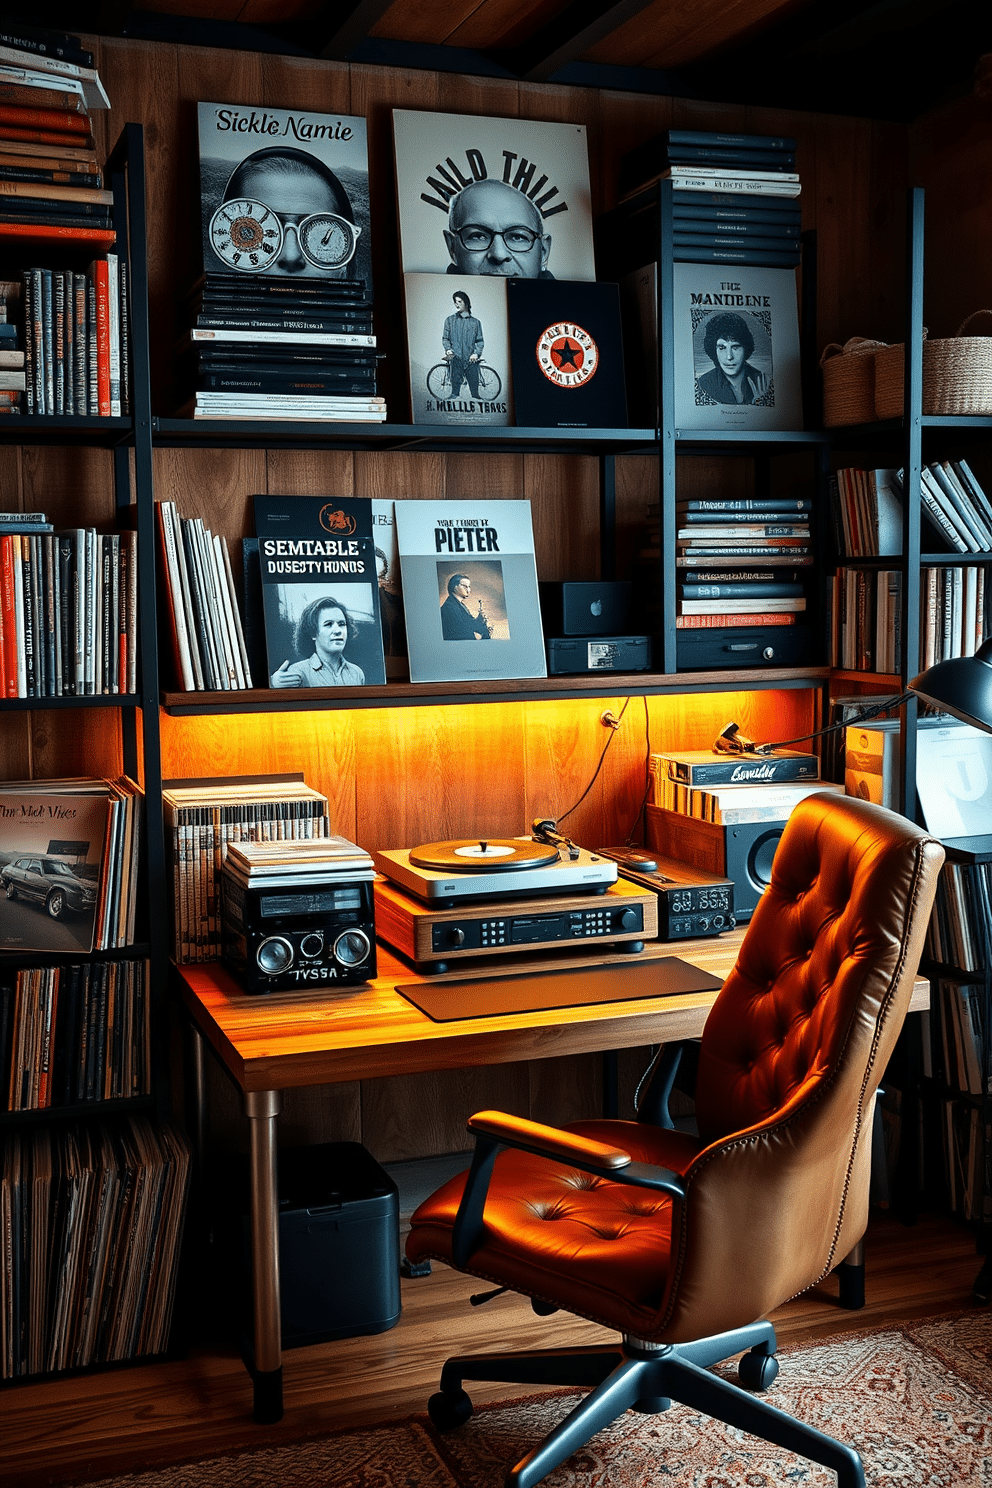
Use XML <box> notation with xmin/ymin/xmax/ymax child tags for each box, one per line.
<box><xmin>223</xmin><ymin>1141</ymin><xmax>401</xmax><ymax>1349</ymax></box>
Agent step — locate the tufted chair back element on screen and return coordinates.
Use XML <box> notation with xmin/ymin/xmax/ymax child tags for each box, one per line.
<box><xmin>657</xmin><ymin>791</ymin><xmax>944</xmax><ymax>1340</ymax></box>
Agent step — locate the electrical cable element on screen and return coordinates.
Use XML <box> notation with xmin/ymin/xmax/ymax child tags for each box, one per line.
<box><xmin>556</xmin><ymin>695</ymin><xmax>633</xmax><ymax>825</ymax></box>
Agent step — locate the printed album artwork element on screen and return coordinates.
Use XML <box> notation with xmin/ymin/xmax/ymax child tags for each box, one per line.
<box><xmin>672</xmin><ymin>263</ymin><xmax>802</xmax><ymax>431</ymax></box>
<box><xmin>404</xmin><ymin>273</ymin><xmax>512</xmax><ymax>425</ymax></box>
<box><xmin>253</xmin><ymin>495</ymin><xmax>387</xmax><ymax>688</ymax></box>
<box><xmin>392</xmin><ymin>110</ymin><xmax>595</xmax><ymax>281</ymax></box>
<box><xmin>197</xmin><ymin>102</ymin><xmax>372</xmax><ymax>289</ymax></box>
<box><xmin>507</xmin><ymin>279</ymin><xmax>628</xmax><ymax>429</ymax></box>
<box><xmin>395</xmin><ymin>500</ymin><xmax>546</xmax><ymax>684</ymax></box>
<box><xmin>0</xmin><ymin>791</ymin><xmax>110</xmax><ymax>954</ymax></box>
<box><xmin>371</xmin><ymin>499</ymin><xmax>407</xmax><ymax>679</ymax></box>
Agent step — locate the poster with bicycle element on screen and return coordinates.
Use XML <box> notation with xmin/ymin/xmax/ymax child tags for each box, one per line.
<box><xmin>404</xmin><ymin>273</ymin><xmax>512</xmax><ymax>424</ymax></box>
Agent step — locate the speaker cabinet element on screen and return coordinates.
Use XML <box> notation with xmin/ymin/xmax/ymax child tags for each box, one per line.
<box><xmin>645</xmin><ymin>805</ymin><xmax>787</xmax><ymax>922</ymax></box>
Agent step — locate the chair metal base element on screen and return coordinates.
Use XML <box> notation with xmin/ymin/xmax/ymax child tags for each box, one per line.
<box><xmin>430</xmin><ymin>1322</ymin><xmax>866</xmax><ymax>1488</ymax></box>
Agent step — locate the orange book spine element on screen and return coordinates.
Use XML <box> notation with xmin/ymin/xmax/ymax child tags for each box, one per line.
<box><xmin>0</xmin><ymin>221</ymin><xmax>113</xmax><ymax>243</ymax></box>
<box><xmin>0</xmin><ymin>122</ymin><xmax>94</xmax><ymax>147</ymax></box>
<box><xmin>0</xmin><ymin>533</ymin><xmax>17</xmax><ymax>694</ymax></box>
<box><xmin>0</xmin><ymin>103</ymin><xmax>90</xmax><ymax>134</ymax></box>
<box><xmin>92</xmin><ymin>258</ymin><xmax>110</xmax><ymax>415</ymax></box>
<box><xmin>675</xmin><ymin>612</ymin><xmax>797</xmax><ymax>629</ymax></box>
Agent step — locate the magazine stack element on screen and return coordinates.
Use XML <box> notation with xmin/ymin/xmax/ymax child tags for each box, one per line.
<box><xmin>0</xmin><ymin>30</ymin><xmax>125</xmax><ymax>415</ymax></box>
<box><xmin>180</xmin><ymin>101</ymin><xmax>384</xmax><ymax>422</ymax></box>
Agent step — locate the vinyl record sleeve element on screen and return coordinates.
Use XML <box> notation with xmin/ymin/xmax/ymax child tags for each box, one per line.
<box><xmin>253</xmin><ymin>494</ymin><xmax>386</xmax><ymax>687</ymax></box>
<box><xmin>395</xmin><ymin>500</ymin><xmax>546</xmax><ymax>683</ymax></box>
<box><xmin>404</xmin><ymin>273</ymin><xmax>512</xmax><ymax>425</ymax></box>
<box><xmin>392</xmin><ymin>109</ymin><xmax>594</xmax><ymax>281</ymax></box>
<box><xmin>0</xmin><ymin>788</ymin><xmax>110</xmax><ymax>952</ymax></box>
<box><xmin>507</xmin><ymin>279</ymin><xmax>628</xmax><ymax>429</ymax></box>
<box><xmin>672</xmin><ymin>262</ymin><xmax>802</xmax><ymax>431</ymax></box>
<box><xmin>198</xmin><ymin>102</ymin><xmax>372</xmax><ymax>292</ymax></box>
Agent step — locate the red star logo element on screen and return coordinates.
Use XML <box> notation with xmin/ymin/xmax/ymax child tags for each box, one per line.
<box><xmin>551</xmin><ymin>338</ymin><xmax>584</xmax><ymax>373</ymax></box>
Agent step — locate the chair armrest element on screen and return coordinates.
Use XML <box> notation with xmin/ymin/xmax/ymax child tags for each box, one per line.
<box><xmin>451</xmin><ymin>1109</ymin><xmax>685</xmax><ymax>1267</ymax></box>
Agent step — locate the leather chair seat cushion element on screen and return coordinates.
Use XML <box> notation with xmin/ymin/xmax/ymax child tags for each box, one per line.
<box><xmin>407</xmin><ymin>1120</ymin><xmax>704</xmax><ymax>1336</ymax></box>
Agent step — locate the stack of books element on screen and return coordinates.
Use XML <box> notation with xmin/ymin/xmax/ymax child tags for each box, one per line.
<box><xmin>830</xmin><ymin>459</ymin><xmax>992</xmax><ymax>558</ymax></box>
<box><xmin>178</xmin><ymin>270</ymin><xmax>384</xmax><ymax>422</ymax></box>
<box><xmin>829</xmin><ymin>562</ymin><xmax>989</xmax><ymax>674</ymax></box>
<box><xmin>162</xmin><ymin>775</ymin><xmax>331</xmax><ymax>963</ymax></box>
<box><xmin>642</xmin><ymin>494</ymin><xmax>813</xmax><ymax>630</ymax></box>
<box><xmin>155</xmin><ymin>499</ymin><xmax>253</xmax><ymax>692</ymax></box>
<box><xmin>619</xmin><ymin>128</ymin><xmax>802</xmax><ymax>268</ymax></box>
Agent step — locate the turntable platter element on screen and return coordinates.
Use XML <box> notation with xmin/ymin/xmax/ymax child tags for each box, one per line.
<box><xmin>409</xmin><ymin>838</ymin><xmax>561</xmax><ymax>873</ymax></box>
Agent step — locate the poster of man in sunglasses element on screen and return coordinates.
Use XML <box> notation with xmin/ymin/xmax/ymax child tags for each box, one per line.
<box><xmin>197</xmin><ymin>102</ymin><xmax>372</xmax><ymax>289</ymax></box>
<box><xmin>391</xmin><ymin>109</ymin><xmax>596</xmax><ymax>282</ymax></box>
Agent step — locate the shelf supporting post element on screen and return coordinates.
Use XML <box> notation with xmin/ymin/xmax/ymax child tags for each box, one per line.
<box><xmin>899</xmin><ymin>186</ymin><xmax>925</xmax><ymax>821</ymax></box>
<box><xmin>658</xmin><ymin>180</ymin><xmax>677</xmax><ymax>674</ymax></box>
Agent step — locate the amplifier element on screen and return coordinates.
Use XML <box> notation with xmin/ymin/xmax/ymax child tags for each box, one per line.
<box><xmin>645</xmin><ymin>804</ymin><xmax>786</xmax><ymax>923</ymax></box>
<box><xmin>539</xmin><ymin>580</ymin><xmax>632</xmax><ymax>636</ymax></box>
<box><xmin>595</xmin><ymin>847</ymin><xmax>735</xmax><ymax>939</ymax></box>
<box><xmin>546</xmin><ymin>634</ymin><xmax>651</xmax><ymax>674</ymax></box>
<box><xmin>374</xmin><ymin>876</ymin><xmax>658</xmax><ymax>974</ymax></box>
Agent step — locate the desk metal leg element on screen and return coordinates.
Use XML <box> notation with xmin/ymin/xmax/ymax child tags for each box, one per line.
<box><xmin>246</xmin><ymin>1089</ymin><xmax>283</xmax><ymax>1422</ymax></box>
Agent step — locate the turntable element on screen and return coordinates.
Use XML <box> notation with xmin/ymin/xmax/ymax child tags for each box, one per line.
<box><xmin>372</xmin><ymin>828</ymin><xmax>657</xmax><ymax>972</ymax></box>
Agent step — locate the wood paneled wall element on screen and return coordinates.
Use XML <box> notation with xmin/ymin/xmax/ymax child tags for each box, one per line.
<box><xmin>2</xmin><ymin>35</ymin><xmax>922</xmax><ymax>1161</ymax></box>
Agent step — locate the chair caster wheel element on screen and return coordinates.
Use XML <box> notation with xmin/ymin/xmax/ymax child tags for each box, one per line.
<box><xmin>428</xmin><ymin>1389</ymin><xmax>473</xmax><ymax>1431</ymax></box>
<box><xmin>738</xmin><ymin>1349</ymin><xmax>779</xmax><ymax>1392</ymax></box>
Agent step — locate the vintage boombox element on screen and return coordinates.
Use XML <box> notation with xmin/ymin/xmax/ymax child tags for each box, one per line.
<box><xmin>221</xmin><ymin>838</ymin><xmax>377</xmax><ymax>994</ymax></box>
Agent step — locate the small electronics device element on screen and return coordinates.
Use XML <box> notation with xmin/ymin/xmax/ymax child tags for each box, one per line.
<box><xmin>372</xmin><ymin>832</ymin><xmax>618</xmax><ymax>904</ymax></box>
<box><xmin>221</xmin><ymin>836</ymin><xmax>377</xmax><ymax>993</ymax></box>
<box><xmin>596</xmin><ymin>846</ymin><xmax>735</xmax><ymax>940</ymax></box>
<box><xmin>539</xmin><ymin>580</ymin><xmax>632</xmax><ymax>636</ymax></box>
<box><xmin>546</xmin><ymin>635</ymin><xmax>651</xmax><ymax>674</ymax></box>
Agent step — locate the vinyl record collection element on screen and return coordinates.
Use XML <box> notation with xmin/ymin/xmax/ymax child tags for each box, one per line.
<box><xmin>0</xmin><ymin>514</ymin><xmax>137</xmax><ymax>696</ymax></box>
<box><xmin>0</xmin><ymin>1115</ymin><xmax>190</xmax><ymax>1378</ymax></box>
<box><xmin>829</xmin><ymin>459</ymin><xmax>992</xmax><ymax>557</ymax></box>
<box><xmin>155</xmin><ymin>499</ymin><xmax>252</xmax><ymax>691</ymax></box>
<box><xmin>829</xmin><ymin>563</ymin><xmax>989</xmax><ymax>673</ymax></box>
<box><xmin>2</xmin><ymin>958</ymin><xmax>151</xmax><ymax>1111</ymax></box>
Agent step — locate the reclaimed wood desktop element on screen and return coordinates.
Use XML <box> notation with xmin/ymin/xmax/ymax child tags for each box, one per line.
<box><xmin>175</xmin><ymin>936</ymin><xmax>931</xmax><ymax>1422</ymax></box>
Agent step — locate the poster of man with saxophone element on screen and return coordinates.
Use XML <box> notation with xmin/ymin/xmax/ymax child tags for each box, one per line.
<box><xmin>439</xmin><ymin>568</ymin><xmax>501</xmax><ymax>641</ymax></box>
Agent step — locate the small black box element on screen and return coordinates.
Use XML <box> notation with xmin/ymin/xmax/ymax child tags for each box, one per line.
<box><xmin>547</xmin><ymin>634</ymin><xmax>651</xmax><ymax>674</ymax></box>
<box><xmin>223</xmin><ymin>1142</ymin><xmax>401</xmax><ymax>1349</ymax></box>
<box><xmin>539</xmin><ymin>580</ymin><xmax>632</xmax><ymax>636</ymax></box>
<box><xmin>675</xmin><ymin>625</ymin><xmax>813</xmax><ymax>671</ymax></box>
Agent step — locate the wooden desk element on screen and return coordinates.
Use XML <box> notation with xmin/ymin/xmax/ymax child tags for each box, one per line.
<box><xmin>175</xmin><ymin>934</ymin><xmax>931</xmax><ymax>1423</ymax></box>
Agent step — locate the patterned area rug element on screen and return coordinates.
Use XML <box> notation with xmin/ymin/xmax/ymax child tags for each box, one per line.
<box><xmin>90</xmin><ymin>1312</ymin><xmax>992</xmax><ymax>1487</ymax></box>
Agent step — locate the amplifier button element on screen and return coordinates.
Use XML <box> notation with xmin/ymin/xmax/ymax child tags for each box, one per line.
<box><xmin>619</xmin><ymin>908</ymin><xmax>640</xmax><ymax>930</ymax></box>
<box><xmin>300</xmin><ymin>932</ymin><xmax>325</xmax><ymax>959</ymax></box>
<box><xmin>446</xmin><ymin>927</ymin><xmax>466</xmax><ymax>947</ymax></box>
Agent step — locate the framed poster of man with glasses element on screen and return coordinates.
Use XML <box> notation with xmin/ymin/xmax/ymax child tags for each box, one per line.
<box><xmin>392</xmin><ymin>109</ymin><xmax>595</xmax><ymax>282</ymax></box>
<box><xmin>197</xmin><ymin>102</ymin><xmax>372</xmax><ymax>291</ymax></box>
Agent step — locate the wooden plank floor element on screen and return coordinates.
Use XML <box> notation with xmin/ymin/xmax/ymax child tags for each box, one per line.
<box><xmin>0</xmin><ymin>1210</ymin><xmax>984</xmax><ymax>1488</ymax></box>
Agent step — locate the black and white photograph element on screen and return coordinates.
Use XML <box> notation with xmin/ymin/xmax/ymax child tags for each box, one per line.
<box><xmin>404</xmin><ymin>273</ymin><xmax>511</xmax><ymax>424</ymax></box>
<box><xmin>672</xmin><ymin>263</ymin><xmax>802</xmax><ymax>431</ymax></box>
<box><xmin>395</xmin><ymin>500</ymin><xmax>546</xmax><ymax>683</ymax></box>
<box><xmin>198</xmin><ymin>102</ymin><xmax>372</xmax><ymax>290</ymax></box>
<box><xmin>392</xmin><ymin>109</ymin><xmax>595</xmax><ymax>281</ymax></box>
<box><xmin>253</xmin><ymin>494</ymin><xmax>387</xmax><ymax>687</ymax></box>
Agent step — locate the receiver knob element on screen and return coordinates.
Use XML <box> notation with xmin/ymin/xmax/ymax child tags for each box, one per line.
<box><xmin>299</xmin><ymin>931</ymin><xmax>324</xmax><ymax>959</ymax></box>
<box><xmin>446</xmin><ymin>927</ymin><xmax>466</xmax><ymax>947</ymax></box>
<box><xmin>619</xmin><ymin>908</ymin><xmax>639</xmax><ymax>930</ymax></box>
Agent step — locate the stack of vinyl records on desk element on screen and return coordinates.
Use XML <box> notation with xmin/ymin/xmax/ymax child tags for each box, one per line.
<box><xmin>619</xmin><ymin>128</ymin><xmax>802</xmax><ymax>268</ymax></box>
<box><xmin>178</xmin><ymin>271</ymin><xmax>385</xmax><ymax>422</ymax></box>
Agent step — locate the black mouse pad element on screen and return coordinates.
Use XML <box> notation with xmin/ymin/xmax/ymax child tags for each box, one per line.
<box><xmin>396</xmin><ymin>956</ymin><xmax>723</xmax><ymax>1022</ymax></box>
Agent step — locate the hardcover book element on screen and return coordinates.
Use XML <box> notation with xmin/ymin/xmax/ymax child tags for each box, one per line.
<box><xmin>507</xmin><ymin>279</ymin><xmax>627</xmax><ymax>429</ymax></box>
<box><xmin>0</xmin><ymin>786</ymin><xmax>110</xmax><ymax>952</ymax></box>
<box><xmin>404</xmin><ymin>272</ymin><xmax>511</xmax><ymax>425</ymax></box>
<box><xmin>253</xmin><ymin>495</ymin><xmax>386</xmax><ymax>688</ymax></box>
<box><xmin>672</xmin><ymin>262</ymin><xmax>802</xmax><ymax>432</ymax></box>
<box><xmin>197</xmin><ymin>102</ymin><xmax>371</xmax><ymax>292</ymax></box>
<box><xmin>391</xmin><ymin>109</ymin><xmax>595</xmax><ymax>281</ymax></box>
<box><xmin>652</xmin><ymin>749</ymin><xmax>819</xmax><ymax>787</ymax></box>
<box><xmin>395</xmin><ymin>499</ymin><xmax>546</xmax><ymax>683</ymax></box>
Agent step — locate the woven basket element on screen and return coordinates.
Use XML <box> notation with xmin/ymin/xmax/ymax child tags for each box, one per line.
<box><xmin>820</xmin><ymin>337</ymin><xmax>886</xmax><ymax>426</ymax></box>
<box><xmin>875</xmin><ymin>312</ymin><xmax>992</xmax><ymax>417</ymax></box>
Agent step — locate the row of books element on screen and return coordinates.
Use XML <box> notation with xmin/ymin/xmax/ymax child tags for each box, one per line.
<box><xmin>2</xmin><ymin>959</ymin><xmax>150</xmax><ymax>1112</ymax></box>
<box><xmin>0</xmin><ymin>1115</ymin><xmax>189</xmax><ymax>1379</ymax></box>
<box><xmin>179</xmin><ymin>270</ymin><xmax>384</xmax><ymax>423</ymax></box>
<box><xmin>162</xmin><ymin>776</ymin><xmax>330</xmax><ymax>963</ymax></box>
<box><xmin>828</xmin><ymin>563</ymin><xmax>988</xmax><ymax>674</ymax></box>
<box><xmin>20</xmin><ymin>258</ymin><xmax>129</xmax><ymax>416</ymax></box>
<box><xmin>618</xmin><ymin>128</ymin><xmax>802</xmax><ymax>269</ymax></box>
<box><xmin>155</xmin><ymin>500</ymin><xmax>251</xmax><ymax>693</ymax></box>
<box><xmin>0</xmin><ymin>517</ymin><xmax>138</xmax><ymax>697</ymax></box>
<box><xmin>830</xmin><ymin>460</ymin><xmax>992</xmax><ymax>557</ymax></box>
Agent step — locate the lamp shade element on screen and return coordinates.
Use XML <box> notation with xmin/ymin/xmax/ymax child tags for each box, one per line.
<box><xmin>910</xmin><ymin>636</ymin><xmax>992</xmax><ymax>734</ymax></box>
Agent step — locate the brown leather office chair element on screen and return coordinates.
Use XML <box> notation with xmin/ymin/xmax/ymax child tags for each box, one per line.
<box><xmin>406</xmin><ymin>793</ymin><xmax>944</xmax><ymax>1488</ymax></box>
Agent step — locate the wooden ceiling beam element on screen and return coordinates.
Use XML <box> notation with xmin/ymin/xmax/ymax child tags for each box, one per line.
<box><xmin>495</xmin><ymin>0</ymin><xmax>657</xmax><ymax>82</ymax></box>
<box><xmin>313</xmin><ymin>0</ymin><xmax>398</xmax><ymax>59</ymax></box>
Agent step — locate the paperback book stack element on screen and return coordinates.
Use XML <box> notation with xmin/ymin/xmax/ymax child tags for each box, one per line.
<box><xmin>640</xmin><ymin>492</ymin><xmax>813</xmax><ymax>632</ymax></box>
<box><xmin>2</xmin><ymin>958</ymin><xmax>151</xmax><ymax>1111</ymax></box>
<box><xmin>649</xmin><ymin>751</ymin><xmax>835</xmax><ymax>824</ymax></box>
<box><xmin>0</xmin><ymin>512</ymin><xmax>138</xmax><ymax>697</ymax></box>
<box><xmin>618</xmin><ymin>128</ymin><xmax>802</xmax><ymax>269</ymax></box>
<box><xmin>0</xmin><ymin>1115</ymin><xmax>190</xmax><ymax>1377</ymax></box>
<box><xmin>155</xmin><ymin>499</ymin><xmax>252</xmax><ymax>692</ymax></box>
<box><xmin>162</xmin><ymin>775</ymin><xmax>330</xmax><ymax>963</ymax></box>
<box><xmin>183</xmin><ymin>100</ymin><xmax>384</xmax><ymax>422</ymax></box>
